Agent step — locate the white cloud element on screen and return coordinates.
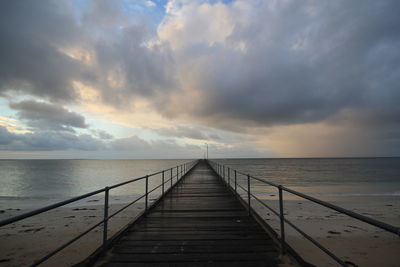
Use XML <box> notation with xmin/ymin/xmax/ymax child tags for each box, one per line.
<box><xmin>145</xmin><ymin>1</ymin><xmax>156</xmax><ymax>7</ymax></box>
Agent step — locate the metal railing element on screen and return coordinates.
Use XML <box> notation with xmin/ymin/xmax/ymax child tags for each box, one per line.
<box><xmin>0</xmin><ymin>160</ymin><xmax>199</xmax><ymax>266</ymax></box>
<box><xmin>208</xmin><ymin>160</ymin><xmax>400</xmax><ymax>267</ymax></box>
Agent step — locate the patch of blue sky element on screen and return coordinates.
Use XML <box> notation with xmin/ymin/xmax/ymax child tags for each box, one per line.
<box><xmin>0</xmin><ymin>98</ymin><xmax>16</xmax><ymax>118</ymax></box>
<box><xmin>120</xmin><ymin>0</ymin><xmax>167</xmax><ymax>26</ymax></box>
<box><xmin>71</xmin><ymin>0</ymin><xmax>90</xmax><ymax>21</ymax></box>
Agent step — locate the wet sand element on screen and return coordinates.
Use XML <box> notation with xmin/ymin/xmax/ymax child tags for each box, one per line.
<box><xmin>0</xmin><ymin>197</ymin><xmax>146</xmax><ymax>267</ymax></box>
<box><xmin>0</xmin><ymin>196</ymin><xmax>399</xmax><ymax>266</ymax></box>
<box><xmin>255</xmin><ymin>197</ymin><xmax>400</xmax><ymax>267</ymax></box>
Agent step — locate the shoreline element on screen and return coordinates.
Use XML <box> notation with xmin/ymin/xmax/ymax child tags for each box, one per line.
<box><xmin>0</xmin><ymin>196</ymin><xmax>399</xmax><ymax>266</ymax></box>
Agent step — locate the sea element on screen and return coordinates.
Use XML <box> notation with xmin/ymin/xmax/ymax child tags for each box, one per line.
<box><xmin>0</xmin><ymin>158</ymin><xmax>399</xmax><ymax>208</ymax></box>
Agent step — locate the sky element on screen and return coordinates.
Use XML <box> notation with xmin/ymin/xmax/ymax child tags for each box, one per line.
<box><xmin>0</xmin><ymin>0</ymin><xmax>399</xmax><ymax>159</ymax></box>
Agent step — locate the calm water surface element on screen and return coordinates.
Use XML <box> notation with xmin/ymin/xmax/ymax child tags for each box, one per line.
<box><xmin>215</xmin><ymin>158</ymin><xmax>400</xmax><ymax>198</ymax></box>
<box><xmin>0</xmin><ymin>159</ymin><xmax>188</xmax><ymax>198</ymax></box>
<box><xmin>1</xmin><ymin>158</ymin><xmax>399</xmax><ymax>201</ymax></box>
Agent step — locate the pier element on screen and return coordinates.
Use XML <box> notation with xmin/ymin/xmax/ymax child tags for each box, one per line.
<box><xmin>88</xmin><ymin>160</ymin><xmax>284</xmax><ymax>266</ymax></box>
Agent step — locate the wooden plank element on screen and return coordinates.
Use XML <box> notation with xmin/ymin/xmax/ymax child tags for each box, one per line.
<box><xmin>108</xmin><ymin>252</ymin><xmax>279</xmax><ymax>263</ymax></box>
<box><xmin>115</xmin><ymin>239</ymin><xmax>274</xmax><ymax>247</ymax></box>
<box><xmin>113</xmin><ymin>244</ymin><xmax>276</xmax><ymax>254</ymax></box>
<box><xmin>101</xmin><ymin>261</ymin><xmax>272</xmax><ymax>267</ymax></box>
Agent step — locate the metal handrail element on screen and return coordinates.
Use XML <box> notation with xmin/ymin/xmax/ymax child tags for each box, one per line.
<box><xmin>208</xmin><ymin>160</ymin><xmax>400</xmax><ymax>267</ymax></box>
<box><xmin>0</xmin><ymin>160</ymin><xmax>199</xmax><ymax>266</ymax></box>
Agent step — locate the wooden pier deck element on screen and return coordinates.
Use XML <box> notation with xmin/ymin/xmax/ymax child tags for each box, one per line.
<box><xmin>93</xmin><ymin>161</ymin><xmax>282</xmax><ymax>266</ymax></box>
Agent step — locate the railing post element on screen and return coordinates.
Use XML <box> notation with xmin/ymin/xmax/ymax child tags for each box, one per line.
<box><xmin>176</xmin><ymin>166</ymin><xmax>179</xmax><ymax>182</ymax></box>
<box><xmin>228</xmin><ymin>168</ymin><xmax>230</xmax><ymax>187</ymax></box>
<box><xmin>234</xmin><ymin>170</ymin><xmax>237</xmax><ymax>194</ymax></box>
<box><xmin>145</xmin><ymin>175</ymin><xmax>149</xmax><ymax>214</ymax></box>
<box><xmin>247</xmin><ymin>174</ymin><xmax>251</xmax><ymax>216</ymax></box>
<box><xmin>103</xmin><ymin>186</ymin><xmax>109</xmax><ymax>247</ymax></box>
<box><xmin>162</xmin><ymin>170</ymin><xmax>165</xmax><ymax>195</ymax></box>
<box><xmin>279</xmin><ymin>185</ymin><xmax>286</xmax><ymax>253</ymax></box>
<box><xmin>170</xmin><ymin>168</ymin><xmax>173</xmax><ymax>187</ymax></box>
<box><xmin>223</xmin><ymin>166</ymin><xmax>225</xmax><ymax>182</ymax></box>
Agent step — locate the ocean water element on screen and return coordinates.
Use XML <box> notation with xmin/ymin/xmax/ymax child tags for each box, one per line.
<box><xmin>0</xmin><ymin>159</ymin><xmax>189</xmax><ymax>199</ymax></box>
<box><xmin>214</xmin><ymin>158</ymin><xmax>400</xmax><ymax>200</ymax></box>
<box><xmin>0</xmin><ymin>158</ymin><xmax>399</xmax><ymax>204</ymax></box>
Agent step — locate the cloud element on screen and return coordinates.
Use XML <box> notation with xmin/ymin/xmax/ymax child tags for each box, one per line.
<box><xmin>152</xmin><ymin>125</ymin><xmax>221</xmax><ymax>140</ymax></box>
<box><xmin>146</xmin><ymin>1</ymin><xmax>156</xmax><ymax>8</ymax></box>
<box><xmin>0</xmin><ymin>0</ymin><xmax>399</xmax><ymax>157</ymax></box>
<box><xmin>158</xmin><ymin>0</ymin><xmax>400</xmax><ymax>130</ymax></box>
<box><xmin>0</xmin><ymin>0</ymin><xmax>91</xmax><ymax>102</ymax></box>
<box><xmin>0</xmin><ymin>126</ymin><xmax>104</xmax><ymax>151</ymax></box>
<box><xmin>10</xmin><ymin>100</ymin><xmax>88</xmax><ymax>132</ymax></box>
<box><xmin>91</xmin><ymin>129</ymin><xmax>114</xmax><ymax>140</ymax></box>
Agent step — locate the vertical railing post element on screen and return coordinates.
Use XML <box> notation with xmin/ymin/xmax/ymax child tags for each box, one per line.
<box><xmin>145</xmin><ymin>175</ymin><xmax>149</xmax><ymax>214</ymax></box>
<box><xmin>176</xmin><ymin>166</ymin><xmax>179</xmax><ymax>182</ymax></box>
<box><xmin>247</xmin><ymin>174</ymin><xmax>251</xmax><ymax>216</ymax></box>
<box><xmin>162</xmin><ymin>170</ymin><xmax>165</xmax><ymax>195</ymax></box>
<box><xmin>234</xmin><ymin>170</ymin><xmax>237</xmax><ymax>194</ymax></box>
<box><xmin>279</xmin><ymin>185</ymin><xmax>286</xmax><ymax>253</ymax></box>
<box><xmin>228</xmin><ymin>168</ymin><xmax>230</xmax><ymax>187</ymax></box>
<box><xmin>170</xmin><ymin>168</ymin><xmax>173</xmax><ymax>187</ymax></box>
<box><xmin>103</xmin><ymin>186</ymin><xmax>109</xmax><ymax>247</ymax></box>
<box><xmin>223</xmin><ymin>166</ymin><xmax>225</xmax><ymax>182</ymax></box>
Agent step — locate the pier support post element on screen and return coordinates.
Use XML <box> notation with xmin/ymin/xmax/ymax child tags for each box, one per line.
<box><xmin>103</xmin><ymin>186</ymin><xmax>109</xmax><ymax>247</ymax></box>
<box><xmin>279</xmin><ymin>185</ymin><xmax>286</xmax><ymax>254</ymax></box>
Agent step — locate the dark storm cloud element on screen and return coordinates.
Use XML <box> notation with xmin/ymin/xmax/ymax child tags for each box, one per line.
<box><xmin>10</xmin><ymin>100</ymin><xmax>88</xmax><ymax>132</ymax></box>
<box><xmin>178</xmin><ymin>0</ymin><xmax>400</xmax><ymax>129</ymax></box>
<box><xmin>0</xmin><ymin>0</ymin><xmax>90</xmax><ymax>102</ymax></box>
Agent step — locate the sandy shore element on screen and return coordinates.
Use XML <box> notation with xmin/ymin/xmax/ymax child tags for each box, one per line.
<box><xmin>254</xmin><ymin>197</ymin><xmax>400</xmax><ymax>267</ymax></box>
<box><xmin>1</xmin><ymin>196</ymin><xmax>399</xmax><ymax>267</ymax></box>
<box><xmin>0</xmin><ymin>196</ymin><xmax>147</xmax><ymax>267</ymax></box>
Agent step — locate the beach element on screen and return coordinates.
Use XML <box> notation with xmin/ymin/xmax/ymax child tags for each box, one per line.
<box><xmin>255</xmin><ymin>197</ymin><xmax>400</xmax><ymax>267</ymax></box>
<box><xmin>1</xmin><ymin>196</ymin><xmax>398</xmax><ymax>266</ymax></box>
<box><xmin>0</xmin><ymin>197</ymin><xmax>147</xmax><ymax>267</ymax></box>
